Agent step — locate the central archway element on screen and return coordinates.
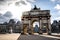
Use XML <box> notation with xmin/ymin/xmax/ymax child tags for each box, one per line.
<box><xmin>33</xmin><ymin>22</ymin><xmax>39</xmax><ymax>33</ymax></box>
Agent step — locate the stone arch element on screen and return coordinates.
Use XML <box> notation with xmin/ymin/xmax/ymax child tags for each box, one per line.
<box><xmin>31</xmin><ymin>20</ymin><xmax>38</xmax><ymax>24</ymax></box>
<box><xmin>21</xmin><ymin>5</ymin><xmax>51</xmax><ymax>35</ymax></box>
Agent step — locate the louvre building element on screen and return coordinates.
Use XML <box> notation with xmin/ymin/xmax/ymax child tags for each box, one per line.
<box><xmin>0</xmin><ymin>19</ymin><xmax>22</xmax><ymax>33</ymax></box>
<box><xmin>51</xmin><ymin>20</ymin><xmax>60</xmax><ymax>33</ymax></box>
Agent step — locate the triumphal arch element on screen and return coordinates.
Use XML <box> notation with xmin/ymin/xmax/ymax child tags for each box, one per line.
<box><xmin>21</xmin><ymin>5</ymin><xmax>51</xmax><ymax>35</ymax></box>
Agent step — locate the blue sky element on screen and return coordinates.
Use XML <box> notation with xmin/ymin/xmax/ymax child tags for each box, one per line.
<box><xmin>31</xmin><ymin>0</ymin><xmax>60</xmax><ymax>23</ymax></box>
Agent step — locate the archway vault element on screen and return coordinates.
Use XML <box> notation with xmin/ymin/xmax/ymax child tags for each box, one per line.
<box><xmin>33</xmin><ymin>21</ymin><xmax>39</xmax><ymax>27</ymax></box>
<box><xmin>31</xmin><ymin>19</ymin><xmax>39</xmax><ymax>25</ymax></box>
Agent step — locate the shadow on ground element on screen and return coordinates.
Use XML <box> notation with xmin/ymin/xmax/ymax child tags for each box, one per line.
<box><xmin>17</xmin><ymin>35</ymin><xmax>58</xmax><ymax>40</ymax></box>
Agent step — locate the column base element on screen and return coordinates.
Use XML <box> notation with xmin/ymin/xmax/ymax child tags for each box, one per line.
<box><xmin>39</xmin><ymin>33</ymin><xmax>42</xmax><ymax>34</ymax></box>
<box><xmin>39</xmin><ymin>31</ymin><xmax>43</xmax><ymax>34</ymax></box>
<box><xmin>29</xmin><ymin>32</ymin><xmax>34</xmax><ymax>35</ymax></box>
<box><xmin>21</xmin><ymin>33</ymin><xmax>24</xmax><ymax>35</ymax></box>
<box><xmin>47</xmin><ymin>32</ymin><xmax>51</xmax><ymax>35</ymax></box>
<box><xmin>28</xmin><ymin>31</ymin><xmax>32</xmax><ymax>35</ymax></box>
<box><xmin>21</xmin><ymin>32</ymin><xmax>27</xmax><ymax>35</ymax></box>
<box><xmin>47</xmin><ymin>30</ymin><xmax>51</xmax><ymax>35</ymax></box>
<box><xmin>29</xmin><ymin>33</ymin><xmax>31</xmax><ymax>35</ymax></box>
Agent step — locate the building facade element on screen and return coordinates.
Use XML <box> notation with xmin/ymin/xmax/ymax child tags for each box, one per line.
<box><xmin>0</xmin><ymin>19</ymin><xmax>21</xmax><ymax>33</ymax></box>
<box><xmin>51</xmin><ymin>20</ymin><xmax>60</xmax><ymax>33</ymax></box>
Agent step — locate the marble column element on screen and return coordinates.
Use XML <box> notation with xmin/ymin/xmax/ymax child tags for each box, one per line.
<box><xmin>29</xmin><ymin>20</ymin><xmax>31</xmax><ymax>29</ymax></box>
<box><xmin>28</xmin><ymin>20</ymin><xmax>31</xmax><ymax>34</ymax></box>
<box><xmin>47</xmin><ymin>18</ymin><xmax>51</xmax><ymax>35</ymax></box>
<box><xmin>39</xmin><ymin>17</ymin><xmax>42</xmax><ymax>34</ymax></box>
<box><xmin>31</xmin><ymin>25</ymin><xmax>34</xmax><ymax>34</ymax></box>
<box><xmin>28</xmin><ymin>19</ymin><xmax>34</xmax><ymax>34</ymax></box>
<box><xmin>21</xmin><ymin>20</ymin><xmax>25</xmax><ymax>34</ymax></box>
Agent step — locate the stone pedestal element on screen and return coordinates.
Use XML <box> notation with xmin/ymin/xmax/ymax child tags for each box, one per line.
<box><xmin>23</xmin><ymin>26</ymin><xmax>27</xmax><ymax>35</ymax></box>
<box><xmin>31</xmin><ymin>26</ymin><xmax>34</xmax><ymax>35</ymax></box>
<box><xmin>28</xmin><ymin>20</ymin><xmax>32</xmax><ymax>34</ymax></box>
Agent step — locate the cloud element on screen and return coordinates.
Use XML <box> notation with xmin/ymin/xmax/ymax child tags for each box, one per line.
<box><xmin>52</xmin><ymin>17</ymin><xmax>60</xmax><ymax>23</ymax></box>
<box><xmin>0</xmin><ymin>0</ymin><xmax>35</xmax><ymax>23</ymax></box>
<box><xmin>54</xmin><ymin>4</ymin><xmax>60</xmax><ymax>10</ymax></box>
<box><xmin>52</xmin><ymin>4</ymin><xmax>60</xmax><ymax>22</ymax></box>
<box><xmin>0</xmin><ymin>13</ymin><xmax>2</xmax><ymax>16</ymax></box>
<box><xmin>50</xmin><ymin>0</ymin><xmax>60</xmax><ymax>3</ymax></box>
<box><xmin>50</xmin><ymin>0</ymin><xmax>56</xmax><ymax>2</ymax></box>
<box><xmin>0</xmin><ymin>11</ymin><xmax>12</xmax><ymax>23</ymax></box>
<box><xmin>0</xmin><ymin>0</ymin><xmax>35</xmax><ymax>13</ymax></box>
<box><xmin>55</xmin><ymin>17</ymin><xmax>60</xmax><ymax>20</ymax></box>
<box><xmin>50</xmin><ymin>4</ymin><xmax>60</xmax><ymax>24</ymax></box>
<box><xmin>15</xmin><ymin>0</ymin><xmax>27</xmax><ymax>6</ymax></box>
<box><xmin>54</xmin><ymin>4</ymin><xmax>60</xmax><ymax>14</ymax></box>
<box><xmin>0</xmin><ymin>0</ymin><xmax>29</xmax><ymax>10</ymax></box>
<box><xmin>54</xmin><ymin>4</ymin><xmax>60</xmax><ymax>15</ymax></box>
<box><xmin>0</xmin><ymin>0</ymin><xmax>35</xmax><ymax>5</ymax></box>
<box><xmin>15</xmin><ymin>0</ymin><xmax>35</xmax><ymax>6</ymax></box>
<box><xmin>0</xmin><ymin>0</ymin><xmax>14</xmax><ymax>5</ymax></box>
<box><xmin>3</xmin><ymin>11</ymin><xmax>12</xmax><ymax>18</ymax></box>
<box><xmin>27</xmin><ymin>0</ymin><xmax>35</xmax><ymax>2</ymax></box>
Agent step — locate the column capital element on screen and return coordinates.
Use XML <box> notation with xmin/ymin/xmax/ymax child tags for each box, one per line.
<box><xmin>28</xmin><ymin>18</ymin><xmax>31</xmax><ymax>20</ymax></box>
<box><xmin>47</xmin><ymin>16</ymin><xmax>50</xmax><ymax>19</ymax></box>
<box><xmin>21</xmin><ymin>19</ymin><xmax>24</xmax><ymax>21</ymax></box>
<box><xmin>47</xmin><ymin>18</ymin><xmax>50</xmax><ymax>20</ymax></box>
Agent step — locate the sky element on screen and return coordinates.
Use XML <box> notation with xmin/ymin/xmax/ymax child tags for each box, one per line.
<box><xmin>0</xmin><ymin>0</ymin><xmax>60</xmax><ymax>24</ymax></box>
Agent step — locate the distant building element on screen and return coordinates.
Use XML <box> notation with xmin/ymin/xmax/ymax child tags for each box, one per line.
<box><xmin>0</xmin><ymin>19</ymin><xmax>22</xmax><ymax>33</ymax></box>
<box><xmin>51</xmin><ymin>20</ymin><xmax>60</xmax><ymax>33</ymax></box>
<box><xmin>0</xmin><ymin>24</ymin><xmax>7</xmax><ymax>33</ymax></box>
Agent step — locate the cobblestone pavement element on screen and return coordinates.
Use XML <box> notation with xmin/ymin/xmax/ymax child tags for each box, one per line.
<box><xmin>0</xmin><ymin>33</ymin><xmax>20</xmax><ymax>40</ymax></box>
<box><xmin>17</xmin><ymin>35</ymin><xmax>57</xmax><ymax>40</ymax></box>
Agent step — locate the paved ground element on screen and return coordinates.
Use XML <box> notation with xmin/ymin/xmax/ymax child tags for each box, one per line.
<box><xmin>0</xmin><ymin>33</ymin><xmax>60</xmax><ymax>40</ymax></box>
<box><xmin>0</xmin><ymin>33</ymin><xmax>20</xmax><ymax>40</ymax></box>
<box><xmin>51</xmin><ymin>33</ymin><xmax>60</xmax><ymax>37</ymax></box>
<box><xmin>17</xmin><ymin>35</ymin><xmax>58</xmax><ymax>40</ymax></box>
